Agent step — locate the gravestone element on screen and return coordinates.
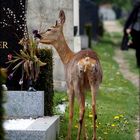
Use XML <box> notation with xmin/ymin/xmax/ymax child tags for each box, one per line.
<box><xmin>99</xmin><ymin>4</ymin><xmax>116</xmax><ymax>21</ymax></box>
<box><xmin>80</xmin><ymin>0</ymin><xmax>99</xmax><ymax>41</ymax></box>
<box><xmin>0</xmin><ymin>0</ymin><xmax>26</xmax><ymax>90</ymax></box>
<box><xmin>26</xmin><ymin>0</ymin><xmax>74</xmax><ymax>91</ymax></box>
<box><xmin>1</xmin><ymin>1</ymin><xmax>60</xmax><ymax>139</ymax></box>
<box><xmin>0</xmin><ymin>28</ymin><xmax>23</xmax><ymax>90</ymax></box>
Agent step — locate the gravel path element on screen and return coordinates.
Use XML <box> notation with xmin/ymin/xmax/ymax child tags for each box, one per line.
<box><xmin>114</xmin><ymin>49</ymin><xmax>139</xmax><ymax>89</ymax></box>
<box><xmin>104</xmin><ymin>21</ymin><xmax>123</xmax><ymax>33</ymax></box>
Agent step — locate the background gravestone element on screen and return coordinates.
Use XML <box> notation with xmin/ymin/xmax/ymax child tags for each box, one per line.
<box><xmin>80</xmin><ymin>0</ymin><xmax>99</xmax><ymax>41</ymax></box>
<box><xmin>0</xmin><ymin>0</ymin><xmax>27</xmax><ymax>90</ymax></box>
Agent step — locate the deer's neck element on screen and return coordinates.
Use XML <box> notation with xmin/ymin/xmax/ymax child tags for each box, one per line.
<box><xmin>53</xmin><ymin>34</ymin><xmax>75</xmax><ymax>64</ymax></box>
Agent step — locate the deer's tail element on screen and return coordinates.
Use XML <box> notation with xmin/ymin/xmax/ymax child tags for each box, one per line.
<box><xmin>77</xmin><ymin>57</ymin><xmax>97</xmax><ymax>72</ymax></box>
<box><xmin>77</xmin><ymin>56</ymin><xmax>103</xmax><ymax>83</ymax></box>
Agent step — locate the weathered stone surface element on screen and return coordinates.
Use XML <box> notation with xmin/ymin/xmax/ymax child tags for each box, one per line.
<box><xmin>4</xmin><ymin>91</ymin><xmax>44</xmax><ymax>118</ymax></box>
<box><xmin>5</xmin><ymin>116</ymin><xmax>60</xmax><ymax>140</ymax></box>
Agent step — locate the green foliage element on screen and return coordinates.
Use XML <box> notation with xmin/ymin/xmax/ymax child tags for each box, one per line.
<box><xmin>35</xmin><ymin>49</ymin><xmax>54</xmax><ymax>116</ymax></box>
<box><xmin>93</xmin><ymin>0</ymin><xmax>132</xmax><ymax>10</ymax></box>
<box><xmin>0</xmin><ymin>69</ymin><xmax>6</xmax><ymax>140</ymax></box>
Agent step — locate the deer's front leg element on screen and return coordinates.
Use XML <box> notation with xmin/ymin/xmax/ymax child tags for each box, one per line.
<box><xmin>66</xmin><ymin>88</ymin><xmax>74</xmax><ymax>140</ymax></box>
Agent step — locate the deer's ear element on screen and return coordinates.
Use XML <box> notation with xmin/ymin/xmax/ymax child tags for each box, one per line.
<box><xmin>59</xmin><ymin>10</ymin><xmax>65</xmax><ymax>24</ymax></box>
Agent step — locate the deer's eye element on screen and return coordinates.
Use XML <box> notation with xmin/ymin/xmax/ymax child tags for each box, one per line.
<box><xmin>47</xmin><ymin>29</ymin><xmax>52</xmax><ymax>31</ymax></box>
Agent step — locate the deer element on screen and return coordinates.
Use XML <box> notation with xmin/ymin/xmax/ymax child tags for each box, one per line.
<box><xmin>34</xmin><ymin>10</ymin><xmax>103</xmax><ymax>140</ymax></box>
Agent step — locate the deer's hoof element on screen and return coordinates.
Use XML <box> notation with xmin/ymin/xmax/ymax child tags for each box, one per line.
<box><xmin>83</xmin><ymin>134</ymin><xmax>88</xmax><ymax>140</ymax></box>
<box><xmin>66</xmin><ymin>136</ymin><xmax>71</xmax><ymax>140</ymax></box>
<box><xmin>92</xmin><ymin>137</ymin><xmax>97</xmax><ymax>140</ymax></box>
<box><xmin>83</xmin><ymin>137</ymin><xmax>87</xmax><ymax>140</ymax></box>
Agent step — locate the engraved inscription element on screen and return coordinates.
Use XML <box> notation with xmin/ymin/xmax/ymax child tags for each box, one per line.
<box><xmin>0</xmin><ymin>42</ymin><xmax>8</xmax><ymax>49</ymax></box>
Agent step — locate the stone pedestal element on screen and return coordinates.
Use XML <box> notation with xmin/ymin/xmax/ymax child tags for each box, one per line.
<box><xmin>4</xmin><ymin>91</ymin><xmax>60</xmax><ymax>140</ymax></box>
<box><xmin>5</xmin><ymin>116</ymin><xmax>60</xmax><ymax>140</ymax></box>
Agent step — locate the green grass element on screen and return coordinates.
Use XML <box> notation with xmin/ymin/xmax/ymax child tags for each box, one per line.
<box><xmin>54</xmin><ymin>33</ymin><xmax>139</xmax><ymax>140</ymax></box>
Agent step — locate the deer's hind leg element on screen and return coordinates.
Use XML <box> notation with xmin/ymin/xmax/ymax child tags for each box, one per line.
<box><xmin>82</xmin><ymin>119</ymin><xmax>88</xmax><ymax>140</ymax></box>
<box><xmin>77</xmin><ymin>94</ymin><xmax>85</xmax><ymax>140</ymax></box>
<box><xmin>73</xmin><ymin>82</ymin><xmax>85</xmax><ymax>140</ymax></box>
<box><xmin>90</xmin><ymin>85</ymin><xmax>98</xmax><ymax>140</ymax></box>
<box><xmin>66</xmin><ymin>88</ymin><xmax>74</xmax><ymax>140</ymax></box>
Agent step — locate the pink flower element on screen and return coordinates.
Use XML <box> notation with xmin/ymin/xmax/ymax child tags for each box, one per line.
<box><xmin>8</xmin><ymin>54</ymin><xmax>13</xmax><ymax>61</ymax></box>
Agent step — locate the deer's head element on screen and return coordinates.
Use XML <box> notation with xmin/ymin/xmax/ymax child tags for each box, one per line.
<box><xmin>34</xmin><ymin>10</ymin><xmax>66</xmax><ymax>45</ymax></box>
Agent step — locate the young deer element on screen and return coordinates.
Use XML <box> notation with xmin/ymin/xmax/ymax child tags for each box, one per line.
<box><xmin>34</xmin><ymin>10</ymin><xmax>103</xmax><ymax>140</ymax></box>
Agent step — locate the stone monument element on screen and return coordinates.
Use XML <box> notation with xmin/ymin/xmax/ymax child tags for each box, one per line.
<box><xmin>26</xmin><ymin>0</ymin><xmax>74</xmax><ymax>91</ymax></box>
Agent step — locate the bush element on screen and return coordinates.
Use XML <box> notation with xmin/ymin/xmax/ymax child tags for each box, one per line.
<box><xmin>35</xmin><ymin>48</ymin><xmax>54</xmax><ymax>116</ymax></box>
<box><xmin>0</xmin><ymin>68</ymin><xmax>6</xmax><ymax>140</ymax></box>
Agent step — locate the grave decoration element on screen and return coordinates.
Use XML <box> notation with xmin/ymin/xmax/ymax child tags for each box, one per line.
<box><xmin>7</xmin><ymin>37</ymin><xmax>47</xmax><ymax>91</ymax></box>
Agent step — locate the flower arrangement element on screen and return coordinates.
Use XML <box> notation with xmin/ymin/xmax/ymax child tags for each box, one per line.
<box><xmin>7</xmin><ymin>37</ymin><xmax>46</xmax><ymax>89</ymax></box>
